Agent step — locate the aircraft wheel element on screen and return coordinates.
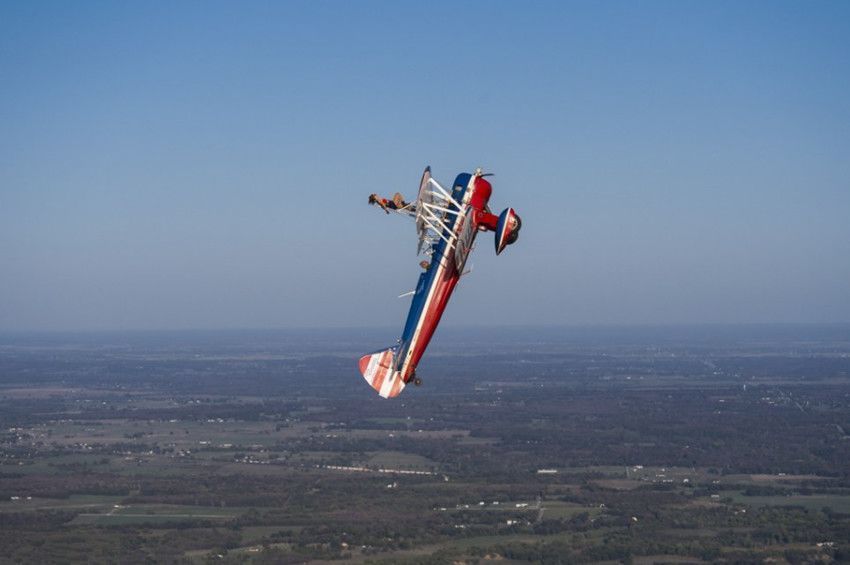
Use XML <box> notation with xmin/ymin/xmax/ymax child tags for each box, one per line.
<box><xmin>414</xmin><ymin>377</ymin><xmax>422</xmax><ymax>387</ymax></box>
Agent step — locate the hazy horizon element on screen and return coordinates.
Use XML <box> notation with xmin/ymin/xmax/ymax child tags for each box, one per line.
<box><xmin>3</xmin><ymin>321</ymin><xmax>849</xmax><ymax>340</ymax></box>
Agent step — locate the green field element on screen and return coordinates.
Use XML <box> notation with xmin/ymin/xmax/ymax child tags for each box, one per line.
<box><xmin>69</xmin><ymin>503</ymin><xmax>248</xmax><ymax>526</ymax></box>
<box><xmin>365</xmin><ymin>450</ymin><xmax>438</xmax><ymax>470</ymax></box>
<box><xmin>726</xmin><ymin>491</ymin><xmax>850</xmax><ymax>513</ymax></box>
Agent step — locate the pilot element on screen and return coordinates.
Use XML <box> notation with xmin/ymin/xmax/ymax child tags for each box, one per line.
<box><xmin>369</xmin><ymin>193</ymin><xmax>410</xmax><ymax>214</ymax></box>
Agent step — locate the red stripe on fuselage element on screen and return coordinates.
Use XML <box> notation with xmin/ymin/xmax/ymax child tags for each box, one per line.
<box><xmin>397</xmin><ymin>174</ymin><xmax>493</xmax><ymax>384</ymax></box>
<box><xmin>402</xmin><ymin>257</ymin><xmax>461</xmax><ymax>380</ymax></box>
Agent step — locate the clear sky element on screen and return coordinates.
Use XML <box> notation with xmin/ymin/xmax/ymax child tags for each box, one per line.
<box><xmin>2</xmin><ymin>1</ymin><xmax>849</xmax><ymax>331</ymax></box>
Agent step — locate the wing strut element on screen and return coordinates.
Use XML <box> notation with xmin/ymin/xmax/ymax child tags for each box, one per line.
<box><xmin>415</xmin><ymin>171</ymin><xmax>463</xmax><ymax>254</ymax></box>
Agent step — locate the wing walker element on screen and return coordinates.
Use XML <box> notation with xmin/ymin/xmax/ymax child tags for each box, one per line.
<box><xmin>359</xmin><ymin>167</ymin><xmax>522</xmax><ymax>398</ymax></box>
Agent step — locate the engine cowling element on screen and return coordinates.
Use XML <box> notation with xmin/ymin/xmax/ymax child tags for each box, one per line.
<box><xmin>495</xmin><ymin>207</ymin><xmax>522</xmax><ymax>255</ymax></box>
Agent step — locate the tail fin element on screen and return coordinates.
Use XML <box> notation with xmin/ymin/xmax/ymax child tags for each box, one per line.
<box><xmin>358</xmin><ymin>347</ymin><xmax>406</xmax><ymax>398</ymax></box>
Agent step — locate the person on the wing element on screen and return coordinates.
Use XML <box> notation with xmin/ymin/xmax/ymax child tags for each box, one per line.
<box><xmin>369</xmin><ymin>193</ymin><xmax>411</xmax><ymax>214</ymax></box>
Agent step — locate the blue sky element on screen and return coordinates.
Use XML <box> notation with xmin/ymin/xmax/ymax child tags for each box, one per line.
<box><xmin>1</xmin><ymin>1</ymin><xmax>849</xmax><ymax>331</ymax></box>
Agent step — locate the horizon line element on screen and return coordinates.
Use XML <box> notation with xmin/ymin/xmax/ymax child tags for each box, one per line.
<box><xmin>2</xmin><ymin>321</ymin><xmax>850</xmax><ymax>336</ymax></box>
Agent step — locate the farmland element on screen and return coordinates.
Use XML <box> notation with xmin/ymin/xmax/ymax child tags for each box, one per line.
<box><xmin>1</xmin><ymin>325</ymin><xmax>849</xmax><ymax>563</ymax></box>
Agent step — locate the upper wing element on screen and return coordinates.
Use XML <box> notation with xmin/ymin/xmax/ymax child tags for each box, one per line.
<box><xmin>415</xmin><ymin>167</ymin><xmax>433</xmax><ymax>253</ymax></box>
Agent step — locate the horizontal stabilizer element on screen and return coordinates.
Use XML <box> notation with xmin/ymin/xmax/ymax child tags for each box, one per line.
<box><xmin>358</xmin><ymin>347</ymin><xmax>406</xmax><ymax>399</ymax></box>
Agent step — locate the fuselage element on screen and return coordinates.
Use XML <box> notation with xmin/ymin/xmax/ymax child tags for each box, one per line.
<box><xmin>394</xmin><ymin>172</ymin><xmax>494</xmax><ymax>383</ymax></box>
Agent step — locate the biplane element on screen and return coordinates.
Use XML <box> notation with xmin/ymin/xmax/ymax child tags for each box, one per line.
<box><xmin>359</xmin><ymin>167</ymin><xmax>522</xmax><ymax>398</ymax></box>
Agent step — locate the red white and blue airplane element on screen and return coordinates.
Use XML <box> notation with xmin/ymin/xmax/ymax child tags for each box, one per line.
<box><xmin>358</xmin><ymin>167</ymin><xmax>522</xmax><ymax>398</ymax></box>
